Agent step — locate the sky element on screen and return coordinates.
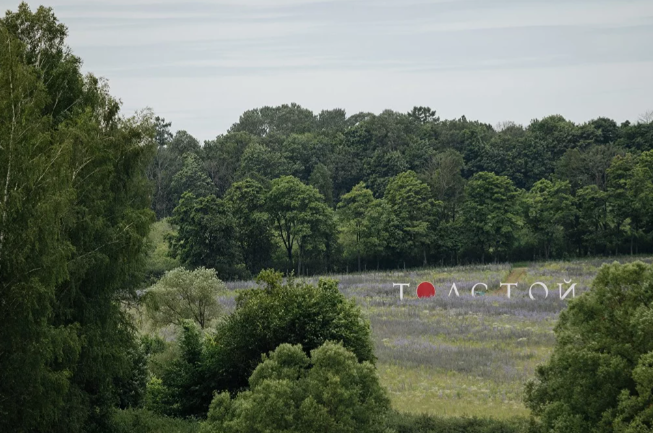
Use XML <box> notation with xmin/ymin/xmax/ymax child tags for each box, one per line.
<box><xmin>4</xmin><ymin>0</ymin><xmax>653</xmax><ymax>141</ymax></box>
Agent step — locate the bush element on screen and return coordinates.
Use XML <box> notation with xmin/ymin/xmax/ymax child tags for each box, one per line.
<box><xmin>525</xmin><ymin>261</ymin><xmax>653</xmax><ymax>433</ymax></box>
<box><xmin>159</xmin><ymin>270</ymin><xmax>375</xmax><ymax>418</ymax></box>
<box><xmin>112</xmin><ymin>408</ymin><xmax>199</xmax><ymax>433</ymax></box>
<box><xmin>206</xmin><ymin>271</ymin><xmax>374</xmax><ymax>387</ymax></box>
<box><xmin>201</xmin><ymin>342</ymin><xmax>390</xmax><ymax>433</ymax></box>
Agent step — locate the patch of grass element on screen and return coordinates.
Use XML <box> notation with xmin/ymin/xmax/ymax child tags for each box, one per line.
<box><xmin>379</xmin><ymin>364</ymin><xmax>529</xmax><ymax>419</ymax></box>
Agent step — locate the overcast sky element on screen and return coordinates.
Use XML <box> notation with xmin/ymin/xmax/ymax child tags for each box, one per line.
<box><xmin>5</xmin><ymin>0</ymin><xmax>653</xmax><ymax>141</ymax></box>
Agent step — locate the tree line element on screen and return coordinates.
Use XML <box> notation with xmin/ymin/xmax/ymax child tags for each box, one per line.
<box><xmin>149</xmin><ymin>104</ymin><xmax>653</xmax><ymax>278</ymax></box>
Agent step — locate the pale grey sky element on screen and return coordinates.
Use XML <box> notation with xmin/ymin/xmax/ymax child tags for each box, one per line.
<box><xmin>5</xmin><ymin>0</ymin><xmax>653</xmax><ymax>141</ymax></box>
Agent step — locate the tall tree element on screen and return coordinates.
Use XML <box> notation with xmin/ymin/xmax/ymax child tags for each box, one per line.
<box><xmin>171</xmin><ymin>152</ymin><xmax>215</xmax><ymax>200</ymax></box>
<box><xmin>168</xmin><ymin>192</ymin><xmax>244</xmax><ymax>279</ymax></box>
<box><xmin>461</xmin><ymin>172</ymin><xmax>522</xmax><ymax>262</ymax></box>
<box><xmin>525</xmin><ymin>179</ymin><xmax>576</xmax><ymax>259</ymax></box>
<box><xmin>225</xmin><ymin>178</ymin><xmax>274</xmax><ymax>275</ymax></box>
<box><xmin>337</xmin><ymin>182</ymin><xmax>376</xmax><ymax>272</ymax></box>
<box><xmin>267</xmin><ymin>176</ymin><xmax>332</xmax><ymax>274</ymax></box>
<box><xmin>0</xmin><ymin>22</ymin><xmax>77</xmax><ymax>432</ymax></box>
<box><xmin>384</xmin><ymin>171</ymin><xmax>438</xmax><ymax>267</ymax></box>
<box><xmin>2</xmin><ymin>5</ymin><xmax>156</xmax><ymax>432</ymax></box>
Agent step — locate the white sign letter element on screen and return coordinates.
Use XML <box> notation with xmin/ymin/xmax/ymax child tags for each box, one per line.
<box><xmin>471</xmin><ymin>283</ymin><xmax>487</xmax><ymax>297</ymax></box>
<box><xmin>393</xmin><ymin>283</ymin><xmax>410</xmax><ymax>301</ymax></box>
<box><xmin>500</xmin><ymin>283</ymin><xmax>518</xmax><ymax>298</ymax></box>
<box><xmin>558</xmin><ymin>279</ymin><xmax>576</xmax><ymax>300</ymax></box>
<box><xmin>529</xmin><ymin>282</ymin><xmax>549</xmax><ymax>300</ymax></box>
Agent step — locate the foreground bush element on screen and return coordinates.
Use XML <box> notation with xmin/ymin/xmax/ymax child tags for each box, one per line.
<box><xmin>525</xmin><ymin>261</ymin><xmax>653</xmax><ymax>432</ymax></box>
<box><xmin>201</xmin><ymin>342</ymin><xmax>390</xmax><ymax>433</ymax></box>
<box><xmin>159</xmin><ymin>270</ymin><xmax>375</xmax><ymax>417</ymax></box>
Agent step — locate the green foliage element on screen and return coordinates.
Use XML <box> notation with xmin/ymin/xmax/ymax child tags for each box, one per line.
<box><xmin>168</xmin><ymin>192</ymin><xmax>245</xmax><ymax>279</ymax></box>
<box><xmin>267</xmin><ymin>175</ymin><xmax>335</xmax><ymax>274</ymax></box>
<box><xmin>224</xmin><ymin>178</ymin><xmax>274</xmax><ymax>275</ymax></box>
<box><xmin>1</xmin><ymin>4</ymin><xmax>156</xmax><ymax>432</ymax></box>
<box><xmin>386</xmin><ymin>412</ymin><xmax>529</xmax><ymax>433</ymax></box>
<box><xmin>524</xmin><ymin>179</ymin><xmax>575</xmax><ymax>259</ymax></box>
<box><xmin>171</xmin><ymin>153</ymin><xmax>215</xmax><ymax>201</ymax></box>
<box><xmin>145</xmin><ymin>267</ymin><xmax>227</xmax><ymax>329</ymax></box>
<box><xmin>112</xmin><ymin>408</ymin><xmax>200</xmax><ymax>433</ymax></box>
<box><xmin>158</xmin><ymin>321</ymin><xmax>207</xmax><ymax>418</ymax></box>
<box><xmin>385</xmin><ymin>171</ymin><xmax>439</xmax><ymax>266</ymax></box>
<box><xmin>201</xmin><ymin>342</ymin><xmax>390</xmax><ymax>433</ymax></box>
<box><xmin>158</xmin><ymin>270</ymin><xmax>375</xmax><ymax>417</ymax></box>
<box><xmin>338</xmin><ymin>182</ymin><xmax>391</xmax><ymax>271</ymax></box>
<box><xmin>525</xmin><ymin>261</ymin><xmax>653</xmax><ymax>433</ymax></box>
<box><xmin>143</xmin><ymin>218</ymin><xmax>181</xmax><ymax>283</ymax></box>
<box><xmin>462</xmin><ymin>172</ymin><xmax>522</xmax><ymax>262</ymax></box>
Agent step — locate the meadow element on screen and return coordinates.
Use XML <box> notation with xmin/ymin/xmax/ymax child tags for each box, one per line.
<box><xmin>226</xmin><ymin>256</ymin><xmax>653</xmax><ymax>420</ymax></box>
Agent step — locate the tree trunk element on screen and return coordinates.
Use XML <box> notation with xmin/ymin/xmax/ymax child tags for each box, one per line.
<box><xmin>357</xmin><ymin>248</ymin><xmax>361</xmax><ymax>273</ymax></box>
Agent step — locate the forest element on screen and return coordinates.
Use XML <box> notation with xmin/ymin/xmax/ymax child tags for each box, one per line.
<box><xmin>2</xmin><ymin>3</ymin><xmax>653</xmax><ymax>433</ymax></box>
<box><xmin>147</xmin><ymin>99</ymin><xmax>653</xmax><ymax>279</ymax></box>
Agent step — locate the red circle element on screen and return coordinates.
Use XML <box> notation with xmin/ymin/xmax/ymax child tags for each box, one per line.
<box><xmin>416</xmin><ymin>282</ymin><xmax>436</xmax><ymax>298</ymax></box>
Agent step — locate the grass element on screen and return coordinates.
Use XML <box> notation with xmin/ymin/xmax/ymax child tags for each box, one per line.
<box><xmin>245</xmin><ymin>255</ymin><xmax>652</xmax><ymax>420</ymax></box>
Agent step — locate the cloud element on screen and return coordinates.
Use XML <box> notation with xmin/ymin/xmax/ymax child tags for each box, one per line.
<box><xmin>11</xmin><ymin>0</ymin><xmax>653</xmax><ymax>140</ymax></box>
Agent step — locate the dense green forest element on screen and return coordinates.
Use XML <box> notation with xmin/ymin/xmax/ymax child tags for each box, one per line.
<box><xmin>2</xmin><ymin>3</ymin><xmax>653</xmax><ymax>433</ymax></box>
<box><xmin>148</xmin><ymin>99</ymin><xmax>653</xmax><ymax>279</ymax></box>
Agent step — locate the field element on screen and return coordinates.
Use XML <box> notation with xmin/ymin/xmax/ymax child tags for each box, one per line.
<box><xmin>226</xmin><ymin>256</ymin><xmax>653</xmax><ymax>420</ymax></box>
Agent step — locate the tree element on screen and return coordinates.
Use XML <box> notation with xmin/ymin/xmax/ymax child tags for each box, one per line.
<box><xmin>337</xmin><ymin>182</ymin><xmax>376</xmax><ymax>271</ymax></box>
<box><xmin>408</xmin><ymin>106</ymin><xmax>439</xmax><ymax>124</ymax></box>
<box><xmin>629</xmin><ymin>151</ymin><xmax>653</xmax><ymax>252</ymax></box>
<box><xmin>575</xmin><ymin>185</ymin><xmax>610</xmax><ymax>256</ymax></box>
<box><xmin>384</xmin><ymin>171</ymin><xmax>438</xmax><ymax>267</ymax></box>
<box><xmin>169</xmin><ymin>130</ymin><xmax>201</xmax><ymax>156</ymax></box>
<box><xmin>461</xmin><ymin>172</ymin><xmax>521</xmax><ymax>262</ymax></box>
<box><xmin>168</xmin><ymin>192</ymin><xmax>244</xmax><ymax>279</ymax></box>
<box><xmin>203</xmin><ymin>131</ymin><xmax>255</xmax><ymax>195</ymax></box>
<box><xmin>525</xmin><ymin>261</ymin><xmax>653</xmax><ymax>433</ymax></box>
<box><xmin>202</xmin><ymin>342</ymin><xmax>390</xmax><ymax>433</ymax></box>
<box><xmin>237</xmin><ymin>141</ymin><xmax>288</xmax><ymax>181</ymax></box>
<box><xmin>147</xmin><ymin>116</ymin><xmax>176</xmax><ymax>218</ymax></box>
<box><xmin>309</xmin><ymin>162</ymin><xmax>334</xmax><ymax>207</ymax></box>
<box><xmin>421</xmin><ymin>149</ymin><xmax>465</xmax><ymax>221</ymax></box>
<box><xmin>525</xmin><ymin>179</ymin><xmax>576</xmax><ymax>259</ymax></box>
<box><xmin>158</xmin><ymin>321</ymin><xmax>207</xmax><ymax>417</ymax></box>
<box><xmin>0</xmin><ymin>21</ymin><xmax>78</xmax><ymax>433</ymax></box>
<box><xmin>2</xmin><ymin>5</ymin><xmax>157</xmax><ymax>432</ymax></box>
<box><xmin>171</xmin><ymin>153</ymin><xmax>215</xmax><ymax>200</ymax></box>
<box><xmin>224</xmin><ymin>178</ymin><xmax>273</xmax><ymax>275</ymax></box>
<box><xmin>267</xmin><ymin>176</ymin><xmax>332</xmax><ymax>274</ymax></box>
<box><xmin>145</xmin><ymin>267</ymin><xmax>226</xmax><ymax>329</ymax></box>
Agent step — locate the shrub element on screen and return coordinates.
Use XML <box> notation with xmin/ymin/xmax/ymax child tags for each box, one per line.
<box><xmin>201</xmin><ymin>342</ymin><xmax>390</xmax><ymax>433</ymax></box>
<box><xmin>112</xmin><ymin>408</ymin><xmax>199</xmax><ymax>433</ymax></box>
<box><xmin>385</xmin><ymin>412</ymin><xmax>529</xmax><ymax>433</ymax></box>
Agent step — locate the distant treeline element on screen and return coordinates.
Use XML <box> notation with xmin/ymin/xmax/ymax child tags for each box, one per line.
<box><xmin>149</xmin><ymin>104</ymin><xmax>653</xmax><ymax>278</ymax></box>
